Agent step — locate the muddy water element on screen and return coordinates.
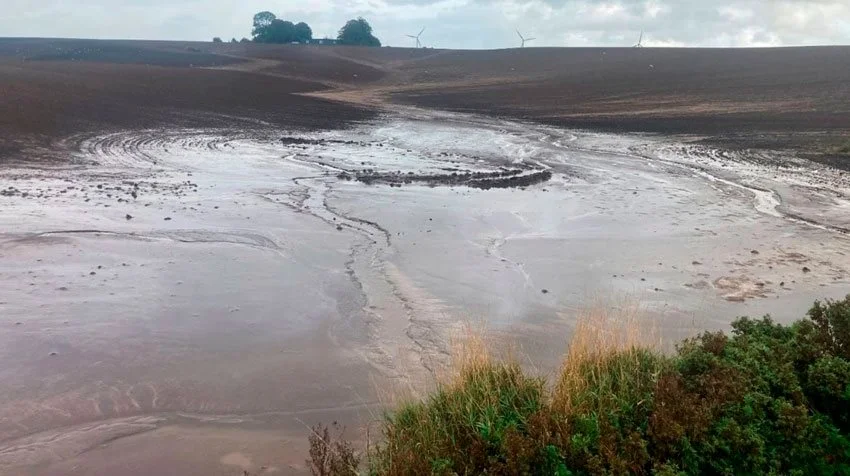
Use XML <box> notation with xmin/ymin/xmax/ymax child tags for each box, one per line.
<box><xmin>1</xmin><ymin>110</ymin><xmax>848</xmax><ymax>475</ymax></box>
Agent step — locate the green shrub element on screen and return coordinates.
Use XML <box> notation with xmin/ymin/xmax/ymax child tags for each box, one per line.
<box><xmin>310</xmin><ymin>296</ymin><xmax>850</xmax><ymax>475</ymax></box>
<box><xmin>660</xmin><ymin>315</ymin><xmax>850</xmax><ymax>475</ymax></box>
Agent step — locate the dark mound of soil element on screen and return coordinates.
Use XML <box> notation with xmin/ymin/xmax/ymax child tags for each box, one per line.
<box><xmin>345</xmin><ymin>168</ymin><xmax>552</xmax><ymax>189</ymax></box>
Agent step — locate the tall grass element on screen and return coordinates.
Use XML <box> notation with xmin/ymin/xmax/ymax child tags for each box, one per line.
<box><xmin>553</xmin><ymin>303</ymin><xmax>663</xmax><ymax>416</ymax></box>
<box><xmin>365</xmin><ymin>304</ymin><xmax>667</xmax><ymax>475</ymax></box>
<box><xmin>368</xmin><ymin>324</ymin><xmax>547</xmax><ymax>475</ymax></box>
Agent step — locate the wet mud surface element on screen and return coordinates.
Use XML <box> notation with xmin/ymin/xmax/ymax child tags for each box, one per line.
<box><xmin>1</xmin><ymin>106</ymin><xmax>849</xmax><ymax>474</ymax></box>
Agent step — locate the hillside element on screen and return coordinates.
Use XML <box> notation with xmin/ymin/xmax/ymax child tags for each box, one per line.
<box><xmin>1</xmin><ymin>38</ymin><xmax>849</xmax><ymax>166</ymax></box>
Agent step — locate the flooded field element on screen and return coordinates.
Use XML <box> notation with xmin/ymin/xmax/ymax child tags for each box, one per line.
<box><xmin>1</xmin><ymin>108</ymin><xmax>849</xmax><ymax>474</ymax></box>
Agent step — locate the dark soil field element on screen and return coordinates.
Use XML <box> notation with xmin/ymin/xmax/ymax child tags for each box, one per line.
<box><xmin>0</xmin><ymin>39</ymin><xmax>376</xmax><ymax>164</ymax></box>
<box><xmin>2</xmin><ymin>38</ymin><xmax>849</xmax><ymax>167</ymax></box>
<box><xmin>378</xmin><ymin>46</ymin><xmax>850</xmax><ymax>168</ymax></box>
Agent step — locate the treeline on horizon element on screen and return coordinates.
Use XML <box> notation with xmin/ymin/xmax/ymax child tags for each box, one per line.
<box><xmin>213</xmin><ymin>12</ymin><xmax>382</xmax><ymax>47</ymax></box>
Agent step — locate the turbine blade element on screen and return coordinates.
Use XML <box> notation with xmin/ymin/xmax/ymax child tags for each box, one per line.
<box><xmin>516</xmin><ymin>30</ymin><xmax>523</xmax><ymax>40</ymax></box>
<box><xmin>419</xmin><ymin>28</ymin><xmax>426</xmax><ymax>36</ymax></box>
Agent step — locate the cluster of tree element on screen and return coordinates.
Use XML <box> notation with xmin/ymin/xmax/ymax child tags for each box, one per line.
<box><xmin>212</xmin><ymin>37</ymin><xmax>251</xmax><ymax>44</ymax></box>
<box><xmin>251</xmin><ymin>11</ymin><xmax>313</xmax><ymax>44</ymax></box>
<box><xmin>337</xmin><ymin>18</ymin><xmax>381</xmax><ymax>47</ymax></box>
<box><xmin>248</xmin><ymin>12</ymin><xmax>381</xmax><ymax>47</ymax></box>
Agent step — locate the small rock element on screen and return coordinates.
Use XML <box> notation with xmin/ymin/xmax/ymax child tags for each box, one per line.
<box><xmin>89</xmin><ymin>271</ymin><xmax>96</xmax><ymax>276</ymax></box>
<box><xmin>164</xmin><ymin>217</ymin><xmax>172</xmax><ymax>221</ymax></box>
<box><xmin>49</xmin><ymin>352</ymin><xmax>58</xmax><ymax>357</ymax></box>
<box><xmin>692</xmin><ymin>261</ymin><xmax>702</xmax><ymax>265</ymax></box>
<box><xmin>541</xmin><ymin>289</ymin><xmax>549</xmax><ymax>294</ymax></box>
<box><xmin>125</xmin><ymin>214</ymin><xmax>133</xmax><ymax>220</ymax></box>
<box><xmin>780</xmin><ymin>281</ymin><xmax>785</xmax><ymax>287</ymax></box>
<box><xmin>751</xmin><ymin>250</ymin><xmax>759</xmax><ymax>255</ymax></box>
<box><xmin>336</xmin><ymin>225</ymin><xmax>343</xmax><ymax>231</ymax></box>
<box><xmin>802</xmin><ymin>266</ymin><xmax>811</xmax><ymax>273</ymax></box>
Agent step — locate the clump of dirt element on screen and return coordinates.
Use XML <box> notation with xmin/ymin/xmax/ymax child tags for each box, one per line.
<box><xmin>713</xmin><ymin>275</ymin><xmax>770</xmax><ymax>302</ymax></box>
<box><xmin>342</xmin><ymin>168</ymin><xmax>552</xmax><ymax>190</ymax></box>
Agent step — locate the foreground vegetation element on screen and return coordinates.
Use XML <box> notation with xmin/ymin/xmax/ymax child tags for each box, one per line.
<box><xmin>309</xmin><ymin>296</ymin><xmax>850</xmax><ymax>475</ymax></box>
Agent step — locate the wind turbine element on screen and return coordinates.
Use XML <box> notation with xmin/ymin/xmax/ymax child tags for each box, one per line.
<box><xmin>516</xmin><ymin>30</ymin><xmax>536</xmax><ymax>48</ymax></box>
<box><xmin>633</xmin><ymin>30</ymin><xmax>644</xmax><ymax>48</ymax></box>
<box><xmin>407</xmin><ymin>28</ymin><xmax>425</xmax><ymax>48</ymax></box>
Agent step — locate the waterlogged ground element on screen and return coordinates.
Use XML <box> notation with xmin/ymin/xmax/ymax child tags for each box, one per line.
<box><xmin>1</xmin><ymin>109</ymin><xmax>849</xmax><ymax>474</ymax></box>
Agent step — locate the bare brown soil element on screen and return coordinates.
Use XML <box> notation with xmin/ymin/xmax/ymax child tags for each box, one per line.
<box><xmin>0</xmin><ymin>39</ymin><xmax>376</xmax><ymax>164</ymax></box>
<box><xmin>379</xmin><ymin>47</ymin><xmax>850</xmax><ymax>168</ymax></box>
<box><xmin>2</xmin><ymin>38</ymin><xmax>849</xmax><ymax>167</ymax></box>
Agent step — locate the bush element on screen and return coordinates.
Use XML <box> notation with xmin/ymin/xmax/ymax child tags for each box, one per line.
<box><xmin>310</xmin><ymin>296</ymin><xmax>850</xmax><ymax>475</ymax></box>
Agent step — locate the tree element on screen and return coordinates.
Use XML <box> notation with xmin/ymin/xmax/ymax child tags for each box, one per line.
<box><xmin>337</xmin><ymin>17</ymin><xmax>381</xmax><ymax>47</ymax></box>
<box><xmin>230</xmin><ymin>38</ymin><xmax>238</xmax><ymax>43</ymax></box>
<box><xmin>294</xmin><ymin>22</ymin><xmax>313</xmax><ymax>43</ymax></box>
<box><xmin>251</xmin><ymin>11</ymin><xmax>313</xmax><ymax>44</ymax></box>
<box><xmin>263</xmin><ymin>19</ymin><xmax>297</xmax><ymax>43</ymax></box>
<box><xmin>212</xmin><ymin>37</ymin><xmax>223</xmax><ymax>43</ymax></box>
<box><xmin>252</xmin><ymin>11</ymin><xmax>277</xmax><ymax>41</ymax></box>
<box><xmin>253</xmin><ymin>11</ymin><xmax>276</xmax><ymax>30</ymax></box>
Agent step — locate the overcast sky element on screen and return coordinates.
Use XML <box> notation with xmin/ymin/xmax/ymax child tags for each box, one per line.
<box><xmin>2</xmin><ymin>0</ymin><xmax>849</xmax><ymax>49</ymax></box>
